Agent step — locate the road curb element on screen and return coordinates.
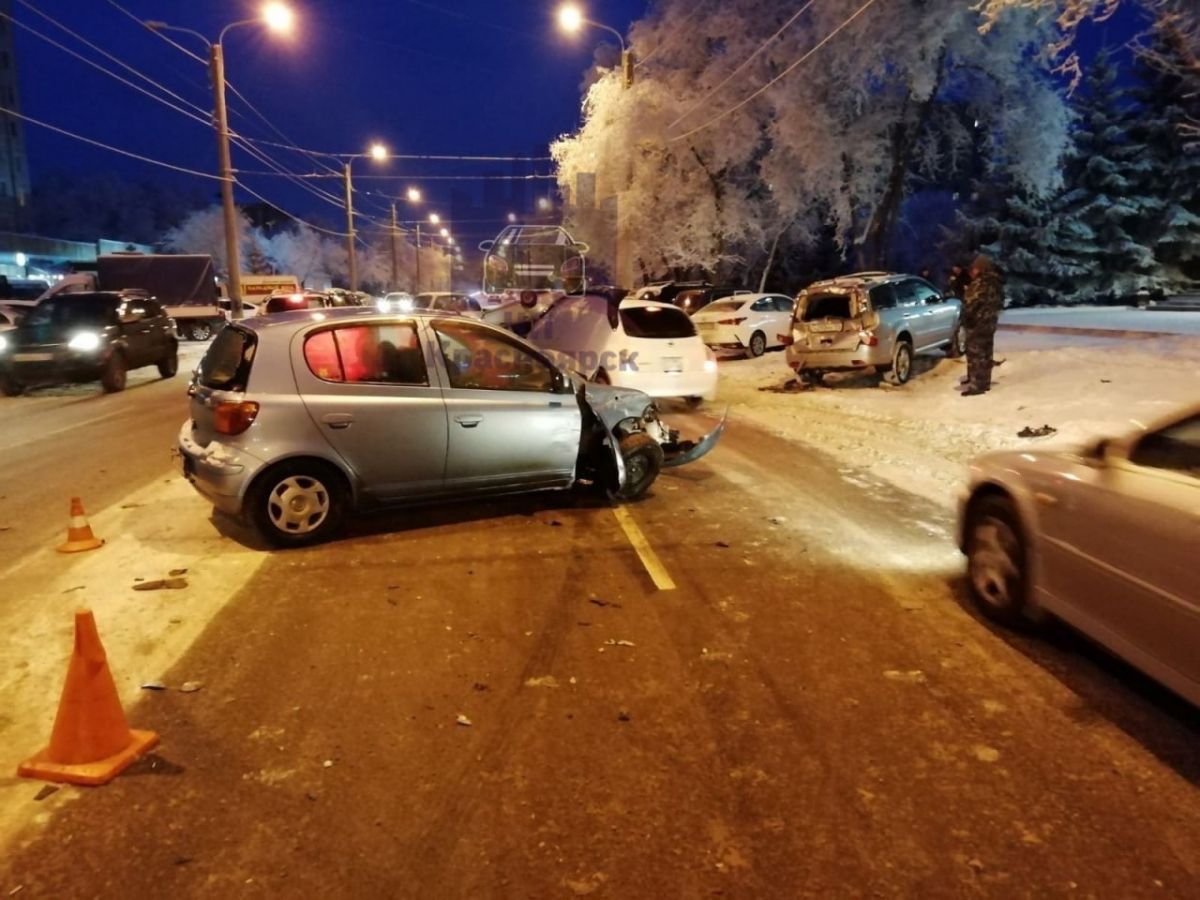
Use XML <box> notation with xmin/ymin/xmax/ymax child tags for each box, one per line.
<box><xmin>997</xmin><ymin>323</ymin><xmax>1191</xmax><ymax>340</ymax></box>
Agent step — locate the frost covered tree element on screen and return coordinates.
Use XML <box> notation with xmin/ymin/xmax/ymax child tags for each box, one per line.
<box><xmin>1051</xmin><ymin>53</ymin><xmax>1159</xmax><ymax>299</ymax></box>
<box><xmin>162</xmin><ymin>205</ymin><xmax>252</xmax><ymax>280</ymax></box>
<box><xmin>553</xmin><ymin>0</ymin><xmax>1071</xmax><ymax>284</ymax></box>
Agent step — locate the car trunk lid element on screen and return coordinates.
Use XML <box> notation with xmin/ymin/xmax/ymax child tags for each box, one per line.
<box><xmin>188</xmin><ymin>325</ymin><xmax>258</xmax><ymax>445</ymax></box>
<box><xmin>792</xmin><ymin>289</ymin><xmax>868</xmax><ymax>351</ymax></box>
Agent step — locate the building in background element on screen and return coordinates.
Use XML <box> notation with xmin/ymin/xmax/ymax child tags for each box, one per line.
<box><xmin>0</xmin><ymin>2</ymin><xmax>30</xmax><ymax>232</ymax></box>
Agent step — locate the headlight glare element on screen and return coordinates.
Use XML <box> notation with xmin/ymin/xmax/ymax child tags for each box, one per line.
<box><xmin>68</xmin><ymin>332</ymin><xmax>103</xmax><ymax>352</ymax></box>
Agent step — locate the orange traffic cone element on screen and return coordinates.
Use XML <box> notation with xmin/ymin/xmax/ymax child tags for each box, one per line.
<box><xmin>18</xmin><ymin>609</ymin><xmax>159</xmax><ymax>785</ymax></box>
<box><xmin>56</xmin><ymin>496</ymin><xmax>104</xmax><ymax>553</ymax></box>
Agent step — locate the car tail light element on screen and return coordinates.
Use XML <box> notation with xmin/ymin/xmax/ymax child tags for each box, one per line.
<box><xmin>778</xmin><ymin>333</ymin><xmax>794</xmax><ymax>346</ymax></box>
<box><xmin>716</xmin><ymin>317</ymin><xmax>746</xmax><ymax>326</ymax></box>
<box><xmin>214</xmin><ymin>401</ymin><xmax>260</xmax><ymax>435</ymax></box>
<box><xmin>859</xmin><ymin>331</ymin><xmax>879</xmax><ymax>347</ymax></box>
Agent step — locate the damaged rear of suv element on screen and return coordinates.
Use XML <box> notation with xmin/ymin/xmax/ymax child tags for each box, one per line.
<box><xmin>783</xmin><ymin>273</ymin><xmax>965</xmax><ymax>386</ymax></box>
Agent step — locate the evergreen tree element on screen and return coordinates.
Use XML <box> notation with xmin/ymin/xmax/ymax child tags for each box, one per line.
<box><xmin>1052</xmin><ymin>52</ymin><xmax>1159</xmax><ymax>301</ymax></box>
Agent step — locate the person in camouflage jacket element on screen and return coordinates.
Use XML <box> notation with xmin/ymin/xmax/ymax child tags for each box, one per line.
<box><xmin>961</xmin><ymin>254</ymin><xmax>1004</xmax><ymax>396</ymax></box>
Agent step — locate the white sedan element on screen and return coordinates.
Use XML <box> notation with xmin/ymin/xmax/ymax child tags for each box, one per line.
<box><xmin>690</xmin><ymin>293</ymin><xmax>795</xmax><ymax>357</ymax></box>
<box><xmin>958</xmin><ymin>402</ymin><xmax>1200</xmax><ymax>706</ymax></box>
<box><xmin>529</xmin><ymin>293</ymin><xmax>718</xmax><ymax>403</ymax></box>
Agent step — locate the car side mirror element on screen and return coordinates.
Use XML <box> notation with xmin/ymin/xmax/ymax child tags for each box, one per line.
<box><xmin>552</xmin><ymin>368</ymin><xmax>573</xmax><ymax>394</ymax></box>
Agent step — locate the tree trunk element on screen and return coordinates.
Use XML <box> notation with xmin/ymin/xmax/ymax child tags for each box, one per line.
<box><xmin>861</xmin><ymin>49</ymin><xmax>949</xmax><ymax>269</ymax></box>
<box><xmin>758</xmin><ymin>229</ymin><xmax>783</xmax><ymax>292</ymax></box>
<box><xmin>689</xmin><ymin>145</ymin><xmax>727</xmax><ymax>267</ymax></box>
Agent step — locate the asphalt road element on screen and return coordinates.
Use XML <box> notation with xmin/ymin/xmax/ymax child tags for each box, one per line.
<box><xmin>2</xmin><ymin>385</ymin><xmax>1199</xmax><ymax>898</ymax></box>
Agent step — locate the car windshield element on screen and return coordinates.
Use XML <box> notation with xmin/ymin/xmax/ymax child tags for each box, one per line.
<box><xmin>703</xmin><ymin>300</ymin><xmax>744</xmax><ymax>314</ymax></box>
<box><xmin>412</xmin><ymin>295</ymin><xmax>435</xmax><ymax>309</ymax></box>
<box><xmin>620</xmin><ymin>306</ymin><xmax>696</xmax><ymax>339</ymax></box>
<box><xmin>24</xmin><ymin>295</ymin><xmax>118</xmax><ymax>328</ymax></box>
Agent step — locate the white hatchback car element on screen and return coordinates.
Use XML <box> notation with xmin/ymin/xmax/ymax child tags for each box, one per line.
<box><xmin>529</xmin><ymin>293</ymin><xmax>718</xmax><ymax>402</ymax></box>
<box><xmin>691</xmin><ymin>293</ymin><xmax>796</xmax><ymax>357</ymax></box>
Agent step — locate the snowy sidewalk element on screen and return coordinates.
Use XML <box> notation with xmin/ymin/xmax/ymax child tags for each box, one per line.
<box><xmin>999</xmin><ymin>305</ymin><xmax>1200</xmax><ymax>338</ymax></box>
<box><xmin>716</xmin><ymin>331</ymin><xmax>1200</xmax><ymax>509</ymax></box>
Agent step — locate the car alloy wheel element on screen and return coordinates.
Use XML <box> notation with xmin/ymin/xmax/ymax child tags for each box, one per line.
<box><xmin>189</xmin><ymin>322</ymin><xmax>213</xmax><ymax>342</ymax></box>
<box><xmin>965</xmin><ymin>496</ymin><xmax>1029</xmax><ymax>626</ymax></box>
<box><xmin>888</xmin><ymin>340</ymin><xmax>912</xmax><ymax>385</ymax></box>
<box><xmin>748</xmin><ymin>331</ymin><xmax>766</xmax><ymax>357</ymax></box>
<box><xmin>951</xmin><ymin>323</ymin><xmax>967</xmax><ymax>358</ymax></box>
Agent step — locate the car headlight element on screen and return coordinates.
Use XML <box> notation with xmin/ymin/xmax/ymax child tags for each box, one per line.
<box><xmin>0</xmin><ymin>334</ymin><xmax>8</xmax><ymax>353</ymax></box>
<box><xmin>375</xmin><ymin>299</ymin><xmax>390</xmax><ymax>313</ymax></box>
<box><xmin>398</xmin><ymin>298</ymin><xmax>415</xmax><ymax>312</ymax></box>
<box><xmin>68</xmin><ymin>332</ymin><xmax>103</xmax><ymax>352</ymax></box>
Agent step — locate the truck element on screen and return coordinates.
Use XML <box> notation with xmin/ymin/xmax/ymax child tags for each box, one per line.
<box><xmin>217</xmin><ymin>274</ymin><xmax>302</xmax><ymax>317</ymax></box>
<box><xmin>39</xmin><ymin>254</ymin><xmax>228</xmax><ymax>341</ymax></box>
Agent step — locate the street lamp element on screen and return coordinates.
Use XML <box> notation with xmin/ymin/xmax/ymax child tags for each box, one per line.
<box><xmin>389</xmin><ymin>187</ymin><xmax>424</xmax><ymax>292</ymax></box>
<box><xmin>507</xmin><ymin>212</ymin><xmax>517</xmax><ymax>223</ymax></box>
<box><xmin>556</xmin><ymin>3</ymin><xmax>632</xmax><ymax>88</ymax></box>
<box><xmin>406</xmin><ymin>187</ymin><xmax>422</xmax><ymax>204</ymax></box>
<box><xmin>145</xmin><ymin>3</ymin><xmax>295</xmax><ymax>320</ymax></box>
<box><xmin>342</xmin><ymin>142</ymin><xmax>390</xmax><ymax>293</ymax></box>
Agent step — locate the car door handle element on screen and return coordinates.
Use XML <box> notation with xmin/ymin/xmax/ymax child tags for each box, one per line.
<box><xmin>455</xmin><ymin>414</ymin><xmax>483</xmax><ymax>428</ymax></box>
<box><xmin>322</xmin><ymin>413</ymin><xmax>354</xmax><ymax>430</ymax></box>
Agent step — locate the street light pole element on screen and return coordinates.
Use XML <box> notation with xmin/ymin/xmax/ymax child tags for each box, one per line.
<box><xmin>414</xmin><ymin>223</ymin><xmax>421</xmax><ymax>293</ymax></box>
<box><xmin>209</xmin><ymin>42</ymin><xmax>244</xmax><ymax>319</ymax></box>
<box><xmin>343</xmin><ymin>161</ymin><xmax>357</xmax><ymax>293</ymax></box>
<box><xmin>390</xmin><ymin>203</ymin><xmax>399</xmax><ymax>291</ymax></box>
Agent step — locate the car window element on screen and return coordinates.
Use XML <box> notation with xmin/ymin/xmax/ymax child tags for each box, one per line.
<box><xmin>620</xmin><ymin>306</ymin><xmax>696</xmax><ymax>338</ymax></box>
<box><xmin>891</xmin><ymin>280</ymin><xmax>924</xmax><ymax>307</ymax></box>
<box><xmin>772</xmin><ymin>296</ymin><xmax>794</xmax><ymax>313</ymax></box>
<box><xmin>141</xmin><ymin>298</ymin><xmax>164</xmax><ymax>317</ymax></box>
<box><xmin>303</xmin><ymin>323</ymin><xmax>427</xmax><ymax>385</ymax></box>
<box><xmin>433</xmin><ymin>320</ymin><xmax>556</xmax><ymax>392</ymax></box>
<box><xmin>750</xmin><ymin>298</ymin><xmax>774</xmax><ymax>312</ymax></box>
<box><xmin>198</xmin><ymin>326</ymin><xmax>256</xmax><ymax>391</ymax></box>
<box><xmin>1128</xmin><ymin>414</ymin><xmax>1200</xmax><ymax>477</ymax></box>
<box><xmin>909</xmin><ymin>279</ymin><xmax>941</xmax><ymax>305</ymax></box>
<box><xmin>26</xmin><ymin>295</ymin><xmax>119</xmax><ymax>328</ymax></box>
<box><xmin>869</xmin><ymin>284</ymin><xmax>897</xmax><ymax>310</ymax></box>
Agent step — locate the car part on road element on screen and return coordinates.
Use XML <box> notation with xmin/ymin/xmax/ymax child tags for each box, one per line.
<box><xmin>965</xmin><ymin>494</ymin><xmax>1030</xmax><ymax>627</ymax></box>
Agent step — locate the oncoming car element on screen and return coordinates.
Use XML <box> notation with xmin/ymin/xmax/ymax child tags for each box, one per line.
<box><xmin>178</xmin><ymin>308</ymin><xmax>723</xmax><ymax>547</ymax></box>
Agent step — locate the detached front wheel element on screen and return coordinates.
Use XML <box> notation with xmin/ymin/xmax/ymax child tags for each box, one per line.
<box><xmin>612</xmin><ymin>432</ymin><xmax>663</xmax><ymax>501</ymax></box>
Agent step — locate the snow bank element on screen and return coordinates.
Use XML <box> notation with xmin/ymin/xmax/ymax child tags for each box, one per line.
<box><xmin>715</xmin><ymin>332</ymin><xmax>1200</xmax><ymax>507</ymax></box>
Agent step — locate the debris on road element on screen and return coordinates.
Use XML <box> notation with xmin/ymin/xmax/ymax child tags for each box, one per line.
<box><xmin>140</xmin><ymin>681</ymin><xmax>167</xmax><ymax>691</ymax></box>
<box><xmin>972</xmin><ymin>745</ymin><xmax>1001</xmax><ymax>763</ymax></box>
<box><xmin>767</xmin><ymin>516</ymin><xmax>787</xmax><ymax>525</ymax></box>
<box><xmin>62</xmin><ymin>585</ymin><xmax>85</xmax><ymax>594</ymax></box>
<box><xmin>883</xmin><ymin>669</ymin><xmax>927</xmax><ymax>684</ymax></box>
<box><xmin>168</xmin><ymin>568</ymin><xmax>188</xmax><ymax>577</ymax></box>
<box><xmin>132</xmin><ymin>577</ymin><xmax>188</xmax><ymax>592</ymax></box>
<box><xmin>472</xmin><ymin>683</ymin><xmax>489</xmax><ymax>692</ymax></box>
<box><xmin>33</xmin><ymin>785</ymin><xmax>59</xmax><ymax>802</ymax></box>
<box><xmin>617</xmin><ymin>711</ymin><xmax>631</xmax><ymax>722</ymax></box>
<box><xmin>587</xmin><ymin>597</ymin><xmax>622</xmax><ymax>608</ymax></box>
<box><xmin>322</xmin><ymin>759</ymin><xmax>334</xmax><ymax>768</ymax></box>
<box><xmin>603</xmin><ymin>639</ymin><xmax>636</xmax><ymax>648</ymax></box>
<box><xmin>715</xmin><ymin>540</ymin><xmax>731</xmax><ymax>548</ymax></box>
<box><xmin>179</xmin><ymin>681</ymin><xmax>203</xmax><ymax>693</ymax></box>
<box><xmin>1017</xmin><ymin>424</ymin><xmax>1057</xmax><ymax>438</ymax></box>
<box><xmin>524</xmin><ymin>676</ymin><xmax>560</xmax><ymax>689</ymax></box>
<box><xmin>548</xmin><ymin>519</ymin><xmax>563</xmax><ymax>527</ymax></box>
<box><xmin>456</xmin><ymin>714</ymin><xmax>473</xmax><ymax>727</ymax></box>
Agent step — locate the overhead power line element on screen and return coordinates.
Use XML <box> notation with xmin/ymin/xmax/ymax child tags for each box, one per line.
<box><xmin>668</xmin><ymin>0</ymin><xmax>885</xmax><ymax>143</ymax></box>
<box><xmin>236</xmin><ymin>136</ymin><xmax>553</xmax><ymax>163</ymax></box>
<box><xmin>231</xmin><ymin>179</ymin><xmax>350</xmax><ymax>237</ymax></box>
<box><xmin>233</xmin><ymin>169</ymin><xmax>556</xmax><ymax>181</ymax></box>
<box><xmin>635</xmin><ymin>0</ymin><xmax>713</xmax><ymax>68</ymax></box>
<box><xmin>667</xmin><ymin>0</ymin><xmax>819</xmax><ymax>130</ymax></box>
<box><xmin>0</xmin><ymin>104</ymin><xmax>222</xmax><ymax>180</ymax></box>
<box><xmin>103</xmin><ymin>0</ymin><xmax>207</xmax><ymax>63</ymax></box>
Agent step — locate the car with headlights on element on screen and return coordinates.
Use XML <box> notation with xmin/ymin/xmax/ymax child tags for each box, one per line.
<box><xmin>0</xmin><ymin>291</ymin><xmax>178</xmax><ymax>395</ymax></box>
<box><xmin>178</xmin><ymin>307</ymin><xmax>723</xmax><ymax>547</ymax></box>
<box><xmin>958</xmin><ymin>403</ymin><xmax>1200</xmax><ymax>706</ymax></box>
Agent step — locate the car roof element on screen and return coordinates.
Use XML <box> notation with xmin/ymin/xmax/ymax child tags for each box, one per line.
<box><xmin>806</xmin><ymin>272</ymin><xmax>915</xmax><ymax>291</ymax></box>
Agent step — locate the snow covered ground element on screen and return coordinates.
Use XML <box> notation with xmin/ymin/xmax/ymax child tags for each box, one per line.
<box><xmin>714</xmin><ymin>331</ymin><xmax>1200</xmax><ymax>508</ymax></box>
<box><xmin>1000</xmin><ymin>305</ymin><xmax>1200</xmax><ymax>335</ymax></box>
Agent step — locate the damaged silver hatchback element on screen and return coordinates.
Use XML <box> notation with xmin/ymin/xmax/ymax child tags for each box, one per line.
<box><xmin>178</xmin><ymin>307</ymin><xmax>723</xmax><ymax>547</ymax></box>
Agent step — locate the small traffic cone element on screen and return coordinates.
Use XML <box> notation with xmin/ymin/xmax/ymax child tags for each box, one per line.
<box><xmin>56</xmin><ymin>496</ymin><xmax>104</xmax><ymax>553</ymax></box>
<box><xmin>18</xmin><ymin>609</ymin><xmax>159</xmax><ymax>785</ymax></box>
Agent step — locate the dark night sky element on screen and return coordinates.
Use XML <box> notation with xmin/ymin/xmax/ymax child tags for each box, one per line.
<box><xmin>13</xmin><ymin>0</ymin><xmax>647</xmax><ymax>241</ymax></box>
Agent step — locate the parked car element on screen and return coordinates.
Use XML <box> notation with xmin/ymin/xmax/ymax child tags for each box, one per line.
<box><xmin>415</xmin><ymin>292</ymin><xmax>484</xmax><ymax>317</ymax></box>
<box><xmin>958</xmin><ymin>403</ymin><xmax>1200</xmax><ymax>707</ymax></box>
<box><xmin>783</xmin><ymin>272</ymin><xmax>965</xmax><ymax>386</ymax></box>
<box><xmin>216</xmin><ymin>298</ymin><xmax>260</xmax><ymax>318</ymax></box>
<box><xmin>631</xmin><ymin>282</ymin><xmax>750</xmax><ymax>315</ymax></box>
<box><xmin>691</xmin><ymin>293</ymin><xmax>796</xmax><ymax>357</ymax></box>
<box><xmin>0</xmin><ymin>291</ymin><xmax>178</xmax><ymax>394</ymax></box>
<box><xmin>178</xmin><ymin>308</ymin><xmax>723</xmax><ymax>547</ymax></box>
<box><xmin>528</xmin><ymin>292</ymin><xmax>718</xmax><ymax>403</ymax></box>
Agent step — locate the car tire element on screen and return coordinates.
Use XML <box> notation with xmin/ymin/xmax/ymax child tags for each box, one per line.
<box><xmin>100</xmin><ymin>352</ymin><xmax>127</xmax><ymax>393</ymax></box>
<box><xmin>0</xmin><ymin>371</ymin><xmax>25</xmax><ymax>396</ymax></box>
<box><xmin>248</xmin><ymin>460</ymin><xmax>347</xmax><ymax>548</ymax></box>
<box><xmin>157</xmin><ymin>344</ymin><xmax>179</xmax><ymax>378</ymax></box>
<box><xmin>684</xmin><ymin>395</ymin><xmax>704</xmax><ymax>408</ymax></box>
<box><xmin>946</xmin><ymin>320</ymin><xmax>967</xmax><ymax>358</ymax></box>
<box><xmin>612</xmin><ymin>432</ymin><xmax>663</xmax><ymax>501</ymax></box>
<box><xmin>965</xmin><ymin>494</ymin><xmax>1031</xmax><ymax>628</ymax></box>
<box><xmin>748</xmin><ymin>330</ymin><xmax>767</xmax><ymax>358</ymax></box>
<box><xmin>187</xmin><ymin>321</ymin><xmax>213</xmax><ymax>342</ymax></box>
<box><xmin>884</xmin><ymin>339</ymin><xmax>913</xmax><ymax>386</ymax></box>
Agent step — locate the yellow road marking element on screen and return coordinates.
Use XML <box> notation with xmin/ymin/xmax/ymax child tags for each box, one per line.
<box><xmin>611</xmin><ymin>506</ymin><xmax>676</xmax><ymax>591</ymax></box>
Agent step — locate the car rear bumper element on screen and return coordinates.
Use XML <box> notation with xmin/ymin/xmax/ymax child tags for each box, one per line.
<box><xmin>785</xmin><ymin>342</ymin><xmax>891</xmax><ymax>372</ymax></box>
<box><xmin>177</xmin><ymin>421</ymin><xmax>258</xmax><ymax>516</ymax></box>
<box><xmin>609</xmin><ymin>367</ymin><xmax>718</xmax><ymax>400</ymax></box>
<box><xmin>696</xmin><ymin>325</ymin><xmax>745</xmax><ymax>351</ymax></box>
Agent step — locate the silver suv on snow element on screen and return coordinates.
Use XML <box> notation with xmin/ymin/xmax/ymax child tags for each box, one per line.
<box><xmin>178</xmin><ymin>307</ymin><xmax>722</xmax><ymax>547</ymax></box>
<box><xmin>783</xmin><ymin>272</ymin><xmax>965</xmax><ymax>386</ymax></box>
